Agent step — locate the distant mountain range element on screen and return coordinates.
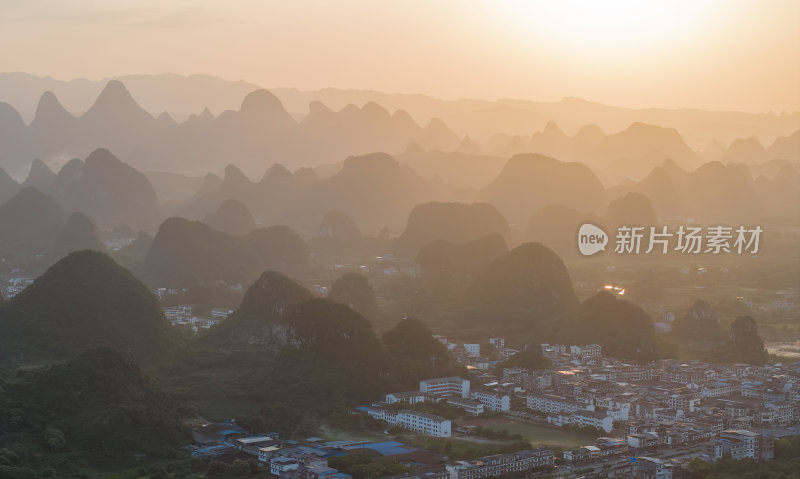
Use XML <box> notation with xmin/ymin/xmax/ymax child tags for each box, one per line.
<box><xmin>1</xmin><ymin>73</ymin><xmax>799</xmax><ymax>177</ymax></box>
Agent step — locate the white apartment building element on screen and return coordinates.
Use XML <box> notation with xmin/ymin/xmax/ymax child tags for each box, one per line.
<box><xmin>464</xmin><ymin>344</ymin><xmax>481</xmax><ymax>357</ymax></box>
<box><xmin>420</xmin><ymin>377</ymin><xmax>470</xmax><ymax>398</ymax></box>
<box><xmin>471</xmin><ymin>390</ymin><xmax>511</xmax><ymax>412</ymax></box>
<box><xmin>270</xmin><ymin>456</ymin><xmax>299</xmax><ymax>476</ymax></box>
<box><xmin>527</xmin><ymin>393</ymin><xmax>581</xmax><ymax>414</ymax></box>
<box><xmin>366</xmin><ymin>405</ymin><xmax>451</xmax><ymax>437</ymax></box>
<box><xmin>385</xmin><ymin>391</ymin><xmax>426</xmax><ymax>404</ymax></box>
<box><xmin>447</xmin><ymin>397</ymin><xmax>484</xmax><ymax>415</ymax></box>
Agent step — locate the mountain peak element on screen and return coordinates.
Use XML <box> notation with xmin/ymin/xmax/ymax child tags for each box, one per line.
<box><xmin>22</xmin><ymin>158</ymin><xmax>56</xmax><ymax>190</ymax></box>
<box><xmin>81</xmin><ymin>80</ymin><xmax>153</xmax><ymax>124</ymax></box>
<box><xmin>33</xmin><ymin>91</ymin><xmax>73</xmax><ymax>124</ymax></box>
<box><xmin>223</xmin><ymin>164</ymin><xmax>251</xmax><ymax>187</ymax></box>
<box><xmin>543</xmin><ymin>120</ymin><xmax>566</xmax><ymax>136</ymax></box>
<box><xmin>241</xmin><ymin>89</ymin><xmax>285</xmax><ymax>114</ymax></box>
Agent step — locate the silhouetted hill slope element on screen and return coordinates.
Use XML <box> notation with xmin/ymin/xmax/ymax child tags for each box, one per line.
<box><xmin>382</xmin><ymin>317</ymin><xmax>461</xmax><ymax>382</ymax></box>
<box><xmin>527</xmin><ymin>204</ymin><xmax>603</xmax><ymax>253</ymax></box>
<box><xmin>203</xmin><ymin>198</ymin><xmax>255</xmax><ymax>235</ymax></box>
<box><xmin>468</xmin><ymin>242</ymin><xmax>578</xmax><ymax>313</ymax></box>
<box><xmin>79</xmin><ymin>80</ymin><xmax>157</xmax><ymax>146</ymax></box>
<box><xmin>318</xmin><ymin>209</ymin><xmax>363</xmax><ymax>242</ymax></box>
<box><xmin>600</xmin><ymin>122</ymin><xmax>696</xmax><ymax>165</ymax></box>
<box><xmin>712</xmin><ymin>316</ymin><xmax>768</xmax><ymax>365</ymax></box>
<box><xmin>28</xmin><ymin>91</ymin><xmax>80</xmax><ymax>159</ymax></box>
<box><xmin>206</xmin><ymin>270</ymin><xmax>313</xmax><ymax>348</ymax></box>
<box><xmin>48</xmin><ymin>148</ymin><xmax>161</xmax><ymax>230</ymax></box>
<box><xmin>396</xmin><ymin>149</ymin><xmax>506</xmax><ymax>189</ymax></box>
<box><xmin>725</xmin><ymin>136</ymin><xmax>769</xmax><ymax>163</ymax></box>
<box><xmin>767</xmin><ymin>129</ymin><xmax>800</xmax><ymax>160</ymax></box>
<box><xmin>396</xmin><ymin>201</ymin><xmax>510</xmax><ymax>256</ymax></box>
<box><xmin>260</xmin><ymin>298</ymin><xmax>394</xmax><ymax>412</ymax></box>
<box><xmin>244</xmin><ymin>225</ymin><xmax>311</xmax><ymax>278</ymax></box>
<box><xmin>671</xmin><ymin>299</ymin><xmax>722</xmax><ymax>343</ymax></box>
<box><xmin>0</xmin><ymin>347</ymin><xmax>189</xmax><ymax>456</ymax></box>
<box><xmin>21</xmin><ymin>158</ymin><xmax>57</xmax><ymax>191</ymax></box>
<box><xmin>0</xmin><ymin>165</ymin><xmax>20</xmax><ymax>204</ymax></box>
<box><xmin>481</xmin><ymin>154</ymin><xmax>605</xmax><ymax>223</ymax></box>
<box><xmin>0</xmin><ymin>102</ymin><xmax>27</xmax><ymax>171</ymax></box>
<box><xmin>605</xmin><ymin>192</ymin><xmax>657</xmax><ymax>227</ymax></box>
<box><xmin>144</xmin><ymin>217</ymin><xmax>256</xmax><ymax>287</ymax></box>
<box><xmin>0</xmin><ymin>250</ymin><xmax>177</xmax><ymax>364</ymax></box>
<box><xmin>51</xmin><ymin>212</ymin><xmax>106</xmax><ymax>258</ymax></box>
<box><xmin>144</xmin><ymin>218</ymin><xmax>309</xmax><ymax>287</ymax></box>
<box><xmin>304</xmin><ymin>152</ymin><xmax>442</xmax><ymax>232</ymax></box>
<box><xmin>417</xmin><ymin>233</ymin><xmax>508</xmax><ymax>281</ymax></box>
<box><xmin>329</xmin><ymin>273</ymin><xmax>378</xmax><ymax>320</ymax></box>
<box><xmin>753</xmin><ymin>165</ymin><xmax>800</xmax><ymax>225</ymax></box>
<box><xmin>144</xmin><ymin>170</ymin><xmax>206</xmax><ymax>205</ymax></box>
<box><xmin>0</xmin><ymin>186</ymin><xmax>66</xmax><ymax>256</ymax></box>
<box><xmin>559</xmin><ymin>291</ymin><xmax>659</xmax><ymax>361</ymax></box>
<box><xmin>685</xmin><ymin>161</ymin><xmax>764</xmax><ymax>223</ymax></box>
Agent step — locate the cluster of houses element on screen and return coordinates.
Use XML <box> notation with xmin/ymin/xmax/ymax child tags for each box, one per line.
<box><xmin>3</xmin><ymin>276</ymin><xmax>34</xmax><ymax>299</ymax></box>
<box><xmin>362</xmin><ymin>377</ymin><xmax>511</xmax><ymax>437</ymax></box>
<box><xmin>481</xmin><ymin>341</ymin><xmax>799</xmax><ymax>470</ymax></box>
<box><xmin>162</xmin><ymin>304</ymin><xmax>233</xmax><ymax>332</ymax></box>
<box><xmin>189</xmin><ymin>421</ymin><xmax>553</xmax><ymax>479</ymax></box>
<box><xmin>432</xmin><ymin>336</ymin><xmax>520</xmax><ymax>370</ymax></box>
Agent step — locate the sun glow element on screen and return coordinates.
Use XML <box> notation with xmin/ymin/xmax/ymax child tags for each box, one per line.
<box><xmin>494</xmin><ymin>0</ymin><xmax>720</xmax><ymax>54</ymax></box>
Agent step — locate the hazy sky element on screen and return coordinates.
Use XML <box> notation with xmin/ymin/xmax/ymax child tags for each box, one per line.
<box><xmin>1</xmin><ymin>0</ymin><xmax>798</xmax><ymax>113</ymax></box>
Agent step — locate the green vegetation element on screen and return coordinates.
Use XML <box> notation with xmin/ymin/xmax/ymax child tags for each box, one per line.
<box><xmin>710</xmin><ymin>315</ymin><xmax>769</xmax><ymax>365</ymax></box>
<box><xmin>0</xmin><ymin>250</ymin><xmax>179</xmax><ymax>365</ymax></box>
<box><xmin>329</xmin><ymin>272</ymin><xmax>379</xmax><ymax>320</ymax></box>
<box><xmin>382</xmin><ymin>317</ymin><xmax>464</xmax><ymax>383</ymax></box>
<box><xmin>0</xmin><ymin>348</ymin><xmax>191</xmax><ymax>476</ymax></box>
<box><xmin>328</xmin><ymin>454</ymin><xmax>409</xmax><ymax>479</ymax></box>
<box><xmin>482</xmin><ymin>420</ymin><xmax>599</xmax><ymax>450</ymax></box>
<box><xmin>558</xmin><ymin>291</ymin><xmax>660</xmax><ymax>361</ymax></box>
<box><xmin>497</xmin><ymin>348</ymin><xmax>550</xmax><ymax>370</ymax></box>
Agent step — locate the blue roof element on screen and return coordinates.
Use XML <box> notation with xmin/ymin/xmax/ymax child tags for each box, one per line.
<box><xmin>343</xmin><ymin>441</ymin><xmax>416</xmax><ymax>456</ymax></box>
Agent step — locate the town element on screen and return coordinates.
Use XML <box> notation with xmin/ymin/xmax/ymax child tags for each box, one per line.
<box><xmin>183</xmin><ymin>336</ymin><xmax>799</xmax><ymax>479</ymax></box>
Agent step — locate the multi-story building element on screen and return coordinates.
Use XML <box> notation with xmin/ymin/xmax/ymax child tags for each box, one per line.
<box><xmin>365</xmin><ymin>405</ymin><xmax>451</xmax><ymax>437</ymax></box>
<box><xmin>445</xmin><ymin>448</ymin><xmax>554</xmax><ymax>479</ymax></box>
<box><xmin>446</xmin><ymin>397</ymin><xmax>484</xmax><ymax>416</ymax></box>
<box><xmin>463</xmin><ymin>344</ymin><xmax>480</xmax><ymax>357</ymax></box>
<box><xmin>702</xmin><ymin>430</ymin><xmax>774</xmax><ymax>462</ymax></box>
<box><xmin>470</xmin><ymin>390</ymin><xmax>510</xmax><ymax>412</ymax></box>
<box><xmin>385</xmin><ymin>391</ymin><xmax>426</xmax><ymax>405</ymax></box>
<box><xmin>635</xmin><ymin>457</ymin><xmax>688</xmax><ymax>479</ymax></box>
<box><xmin>527</xmin><ymin>393</ymin><xmax>581</xmax><ymax>414</ymax></box>
<box><xmin>270</xmin><ymin>456</ymin><xmax>300</xmax><ymax>476</ymax></box>
<box><xmin>420</xmin><ymin>377</ymin><xmax>470</xmax><ymax>398</ymax></box>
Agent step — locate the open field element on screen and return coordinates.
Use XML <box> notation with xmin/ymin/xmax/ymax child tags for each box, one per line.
<box><xmin>459</xmin><ymin>417</ymin><xmax>598</xmax><ymax>450</ymax></box>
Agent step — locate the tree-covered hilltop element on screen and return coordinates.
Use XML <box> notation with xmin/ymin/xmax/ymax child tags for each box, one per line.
<box><xmin>50</xmin><ymin>211</ymin><xmax>106</xmax><ymax>259</ymax></box>
<box><xmin>0</xmin><ymin>348</ymin><xmax>190</xmax><ymax>459</ymax></box>
<box><xmin>497</xmin><ymin>347</ymin><xmax>551</xmax><ymax>371</ymax></box>
<box><xmin>415</xmin><ymin>233</ymin><xmax>509</xmax><ymax>304</ymax></box>
<box><xmin>329</xmin><ymin>272</ymin><xmax>379</xmax><ymax>320</ymax></box>
<box><xmin>0</xmin><ymin>250</ymin><xmax>178</xmax><ymax>365</ymax></box>
<box><xmin>236</xmin><ymin>298</ymin><xmax>397</xmax><ymax>435</ymax></box>
<box><xmin>558</xmin><ymin>291</ymin><xmax>660</xmax><ymax>362</ymax></box>
<box><xmin>671</xmin><ymin>299</ymin><xmax>724</xmax><ymax>344</ymax></box>
<box><xmin>395</xmin><ymin>201</ymin><xmax>511</xmax><ymax>257</ymax></box>
<box><xmin>382</xmin><ymin>317</ymin><xmax>464</xmax><ymax>383</ymax></box>
<box><xmin>710</xmin><ymin>315</ymin><xmax>769</xmax><ymax>365</ymax></box>
<box><xmin>468</xmin><ymin>242</ymin><xmax>578</xmax><ymax>311</ymax></box>
<box><xmin>144</xmin><ymin>217</ymin><xmax>310</xmax><ymax>287</ymax></box>
<box><xmin>203</xmin><ymin>270</ymin><xmax>313</xmax><ymax>349</ymax></box>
